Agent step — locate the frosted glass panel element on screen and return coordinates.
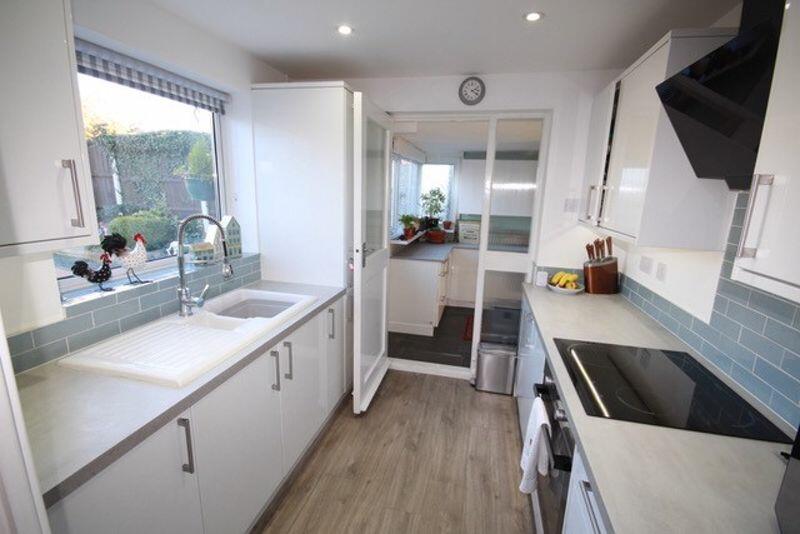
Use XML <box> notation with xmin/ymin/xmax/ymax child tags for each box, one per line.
<box><xmin>360</xmin><ymin>267</ymin><xmax>386</xmax><ymax>381</ymax></box>
<box><xmin>364</xmin><ymin>118</ymin><xmax>387</xmax><ymax>256</ymax></box>
<box><xmin>488</xmin><ymin>119</ymin><xmax>542</xmax><ymax>253</ymax></box>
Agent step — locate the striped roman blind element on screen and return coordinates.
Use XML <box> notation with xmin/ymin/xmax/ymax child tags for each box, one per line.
<box><xmin>74</xmin><ymin>38</ymin><xmax>230</xmax><ymax>114</ymax></box>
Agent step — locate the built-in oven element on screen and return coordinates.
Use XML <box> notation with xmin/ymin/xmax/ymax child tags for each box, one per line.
<box><xmin>533</xmin><ymin>361</ymin><xmax>574</xmax><ymax>534</ymax></box>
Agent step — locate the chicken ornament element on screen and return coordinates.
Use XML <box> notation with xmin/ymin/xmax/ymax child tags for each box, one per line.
<box><xmin>101</xmin><ymin>232</ymin><xmax>151</xmax><ymax>285</ymax></box>
<box><xmin>71</xmin><ymin>253</ymin><xmax>113</xmax><ymax>292</ymax></box>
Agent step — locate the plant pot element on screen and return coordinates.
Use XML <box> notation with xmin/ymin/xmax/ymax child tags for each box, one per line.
<box><xmin>403</xmin><ymin>227</ymin><xmax>416</xmax><ymax>240</ymax></box>
<box><xmin>184</xmin><ymin>176</ymin><xmax>216</xmax><ymax>202</ymax></box>
<box><xmin>443</xmin><ymin>220</ymin><xmax>453</xmax><ymax>230</ymax></box>
<box><xmin>427</xmin><ymin>229</ymin><xmax>446</xmax><ymax>244</ymax></box>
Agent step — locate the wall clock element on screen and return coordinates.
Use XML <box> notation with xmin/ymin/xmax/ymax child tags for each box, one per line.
<box><xmin>459</xmin><ymin>76</ymin><xmax>485</xmax><ymax>106</ymax></box>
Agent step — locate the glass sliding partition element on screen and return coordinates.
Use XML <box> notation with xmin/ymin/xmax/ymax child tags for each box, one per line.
<box><xmin>487</xmin><ymin>119</ymin><xmax>543</xmax><ymax>253</ymax></box>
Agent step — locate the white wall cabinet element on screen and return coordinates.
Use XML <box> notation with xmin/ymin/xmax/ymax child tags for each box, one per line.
<box><xmin>47</xmin><ymin>412</ymin><xmax>204</xmax><ymax>534</ymax></box>
<box><xmin>580</xmin><ymin>29</ymin><xmax>737</xmax><ymax>250</ymax></box>
<box><xmin>279</xmin><ymin>315</ymin><xmax>325</xmax><ymax>472</ymax></box>
<box><xmin>388</xmin><ymin>257</ymin><xmax>450</xmax><ymax>336</ymax></box>
<box><xmin>189</xmin><ymin>354</ymin><xmax>284</xmax><ymax>534</ymax></box>
<box><xmin>252</xmin><ymin>82</ymin><xmax>354</xmax><ymax>289</ymax></box>
<box><xmin>0</xmin><ymin>0</ymin><xmax>98</xmax><ymax>256</ymax></box>
<box><xmin>732</xmin><ymin>3</ymin><xmax>800</xmax><ymax>304</ymax></box>
<box><xmin>323</xmin><ymin>296</ymin><xmax>346</xmax><ymax>413</ymax></box>
<box><xmin>563</xmin><ymin>448</ymin><xmax>608</xmax><ymax>534</ymax></box>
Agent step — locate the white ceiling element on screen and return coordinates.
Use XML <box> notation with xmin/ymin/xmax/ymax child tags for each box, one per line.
<box><xmin>148</xmin><ymin>0</ymin><xmax>737</xmax><ymax>79</ymax></box>
<box><xmin>397</xmin><ymin>119</ymin><xmax>542</xmax><ymax>156</ymax></box>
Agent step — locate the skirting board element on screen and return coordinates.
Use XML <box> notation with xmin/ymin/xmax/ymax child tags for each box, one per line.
<box><xmin>388</xmin><ymin>321</ymin><xmax>434</xmax><ymax>336</ymax></box>
<box><xmin>445</xmin><ymin>298</ymin><xmax>474</xmax><ymax>308</ymax></box>
<box><xmin>388</xmin><ymin>357</ymin><xmax>472</xmax><ymax>380</ymax></box>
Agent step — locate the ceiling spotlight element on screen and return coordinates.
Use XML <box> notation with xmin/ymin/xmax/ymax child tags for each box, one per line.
<box><xmin>337</xmin><ymin>25</ymin><xmax>353</xmax><ymax>35</ymax></box>
<box><xmin>524</xmin><ymin>12</ymin><xmax>543</xmax><ymax>22</ymax></box>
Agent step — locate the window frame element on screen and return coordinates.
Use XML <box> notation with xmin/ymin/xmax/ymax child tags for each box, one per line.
<box><xmin>57</xmin><ymin>98</ymin><xmax>227</xmax><ymax>295</ymax></box>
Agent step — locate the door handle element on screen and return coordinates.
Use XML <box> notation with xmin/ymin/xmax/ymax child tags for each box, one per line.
<box><xmin>271</xmin><ymin>350</ymin><xmax>281</xmax><ymax>390</ymax></box>
<box><xmin>737</xmin><ymin>174</ymin><xmax>774</xmax><ymax>258</ymax></box>
<box><xmin>283</xmin><ymin>341</ymin><xmax>294</xmax><ymax>380</ymax></box>
<box><xmin>328</xmin><ymin>308</ymin><xmax>335</xmax><ymax>339</ymax></box>
<box><xmin>61</xmin><ymin>159</ymin><xmax>85</xmax><ymax>228</ymax></box>
<box><xmin>579</xmin><ymin>480</ymin><xmax>603</xmax><ymax>534</ymax></box>
<box><xmin>177</xmin><ymin>418</ymin><xmax>195</xmax><ymax>474</ymax></box>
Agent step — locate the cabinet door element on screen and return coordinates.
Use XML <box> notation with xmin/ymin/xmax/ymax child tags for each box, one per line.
<box><xmin>580</xmin><ymin>82</ymin><xmax>617</xmax><ymax>224</ymax></box>
<box><xmin>600</xmin><ymin>43</ymin><xmax>669</xmax><ymax>238</ymax></box>
<box><xmin>47</xmin><ymin>412</ymin><xmax>203</xmax><ymax>534</ymax></box>
<box><xmin>563</xmin><ymin>448</ymin><xmax>608</xmax><ymax>534</ymax></box>
<box><xmin>324</xmin><ymin>297</ymin><xmax>346</xmax><ymax>414</ymax></box>
<box><xmin>0</xmin><ymin>0</ymin><xmax>97</xmax><ymax>251</ymax></box>
<box><xmin>190</xmin><ymin>354</ymin><xmax>284</xmax><ymax>534</ymax></box>
<box><xmin>733</xmin><ymin>3</ymin><xmax>800</xmax><ymax>296</ymax></box>
<box><xmin>280</xmin><ymin>315</ymin><xmax>324</xmax><ymax>471</ymax></box>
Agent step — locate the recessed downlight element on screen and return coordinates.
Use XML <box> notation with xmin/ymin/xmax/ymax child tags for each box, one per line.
<box><xmin>524</xmin><ymin>11</ymin><xmax>543</xmax><ymax>22</ymax></box>
<box><xmin>337</xmin><ymin>25</ymin><xmax>353</xmax><ymax>35</ymax></box>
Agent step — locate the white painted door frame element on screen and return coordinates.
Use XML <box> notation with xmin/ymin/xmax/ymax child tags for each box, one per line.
<box><xmin>0</xmin><ymin>308</ymin><xmax>51</xmax><ymax>533</ymax></box>
<box><xmin>352</xmin><ymin>92</ymin><xmax>393</xmax><ymax>414</ymax></box>
<box><xmin>392</xmin><ymin>111</ymin><xmax>554</xmax><ymax>381</ymax></box>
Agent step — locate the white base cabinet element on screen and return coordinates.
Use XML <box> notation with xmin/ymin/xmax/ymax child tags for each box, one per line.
<box><xmin>388</xmin><ymin>257</ymin><xmax>450</xmax><ymax>336</ymax></box>
<box><xmin>563</xmin><ymin>448</ymin><xmax>608</xmax><ymax>534</ymax></box>
<box><xmin>190</xmin><ymin>355</ymin><xmax>284</xmax><ymax>534</ymax></box>
<box><xmin>47</xmin><ymin>412</ymin><xmax>204</xmax><ymax>534</ymax></box>
<box><xmin>48</xmin><ymin>299</ymin><xmax>349</xmax><ymax>534</ymax></box>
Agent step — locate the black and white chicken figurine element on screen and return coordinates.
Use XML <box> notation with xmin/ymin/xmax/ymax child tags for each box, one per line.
<box><xmin>71</xmin><ymin>253</ymin><xmax>113</xmax><ymax>292</ymax></box>
<box><xmin>101</xmin><ymin>233</ymin><xmax>150</xmax><ymax>284</ymax></box>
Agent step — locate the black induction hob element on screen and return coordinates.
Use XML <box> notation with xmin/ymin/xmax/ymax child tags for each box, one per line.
<box><xmin>553</xmin><ymin>338</ymin><xmax>792</xmax><ymax>444</ymax></box>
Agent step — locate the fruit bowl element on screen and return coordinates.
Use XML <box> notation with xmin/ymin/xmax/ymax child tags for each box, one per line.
<box><xmin>547</xmin><ymin>283</ymin><xmax>585</xmax><ymax>295</ymax></box>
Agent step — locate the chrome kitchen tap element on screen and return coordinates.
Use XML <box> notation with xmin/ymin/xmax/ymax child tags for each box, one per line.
<box><xmin>176</xmin><ymin>214</ymin><xmax>233</xmax><ymax>316</ymax></box>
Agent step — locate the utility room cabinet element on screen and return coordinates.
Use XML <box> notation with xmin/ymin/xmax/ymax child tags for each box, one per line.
<box><xmin>388</xmin><ymin>256</ymin><xmax>450</xmax><ymax>337</ymax></box>
<box><xmin>0</xmin><ymin>0</ymin><xmax>98</xmax><ymax>257</ymax></box>
<box><xmin>732</xmin><ymin>3</ymin><xmax>800</xmax><ymax>304</ymax></box>
<box><xmin>580</xmin><ymin>29</ymin><xmax>737</xmax><ymax>250</ymax></box>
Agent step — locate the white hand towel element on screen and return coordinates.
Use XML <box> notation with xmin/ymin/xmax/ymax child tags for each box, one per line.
<box><xmin>519</xmin><ymin>396</ymin><xmax>551</xmax><ymax>494</ymax></box>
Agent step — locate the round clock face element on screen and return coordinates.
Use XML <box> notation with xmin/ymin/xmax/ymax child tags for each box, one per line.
<box><xmin>459</xmin><ymin>77</ymin><xmax>485</xmax><ymax>105</ymax></box>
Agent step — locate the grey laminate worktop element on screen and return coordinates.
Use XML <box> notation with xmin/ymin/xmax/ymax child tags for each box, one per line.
<box><xmin>17</xmin><ymin>280</ymin><xmax>345</xmax><ymax>508</ymax></box>
<box><xmin>391</xmin><ymin>241</ymin><xmax>480</xmax><ymax>262</ymax></box>
<box><xmin>522</xmin><ymin>284</ymin><xmax>792</xmax><ymax>533</ymax></box>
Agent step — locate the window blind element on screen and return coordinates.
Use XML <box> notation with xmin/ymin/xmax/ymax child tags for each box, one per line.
<box><xmin>74</xmin><ymin>38</ymin><xmax>230</xmax><ymax>114</ymax></box>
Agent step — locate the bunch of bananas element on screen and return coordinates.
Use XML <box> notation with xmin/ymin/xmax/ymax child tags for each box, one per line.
<box><xmin>549</xmin><ymin>271</ymin><xmax>579</xmax><ymax>290</ymax></box>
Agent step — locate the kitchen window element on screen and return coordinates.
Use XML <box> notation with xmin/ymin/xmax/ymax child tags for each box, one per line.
<box><xmin>55</xmin><ymin>40</ymin><xmax>230</xmax><ymax>292</ymax></box>
<box><xmin>389</xmin><ymin>157</ymin><xmax>454</xmax><ymax>237</ymax></box>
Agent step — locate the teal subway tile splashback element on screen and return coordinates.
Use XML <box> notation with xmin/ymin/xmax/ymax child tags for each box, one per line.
<box><xmin>7</xmin><ymin>254</ymin><xmax>261</xmax><ymax>374</ymax></box>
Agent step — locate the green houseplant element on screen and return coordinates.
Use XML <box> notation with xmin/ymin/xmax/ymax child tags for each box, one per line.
<box><xmin>399</xmin><ymin>214</ymin><xmax>417</xmax><ymax>240</ymax></box>
<box><xmin>420</xmin><ymin>188</ymin><xmax>446</xmax><ymax>229</ymax></box>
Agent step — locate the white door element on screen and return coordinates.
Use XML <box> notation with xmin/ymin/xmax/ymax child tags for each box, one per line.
<box><xmin>733</xmin><ymin>2</ymin><xmax>800</xmax><ymax>300</ymax></box>
<box><xmin>189</xmin><ymin>354</ymin><xmax>284</xmax><ymax>534</ymax></box>
<box><xmin>0</xmin><ymin>0</ymin><xmax>97</xmax><ymax>250</ymax></box>
<box><xmin>47</xmin><ymin>412</ymin><xmax>204</xmax><ymax>534</ymax></box>
<box><xmin>280</xmin><ymin>316</ymin><xmax>325</xmax><ymax>469</ymax></box>
<box><xmin>353</xmin><ymin>92</ymin><xmax>392</xmax><ymax>414</ymax></box>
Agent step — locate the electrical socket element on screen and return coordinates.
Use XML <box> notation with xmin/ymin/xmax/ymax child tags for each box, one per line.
<box><xmin>639</xmin><ymin>255</ymin><xmax>653</xmax><ymax>274</ymax></box>
<box><xmin>656</xmin><ymin>262</ymin><xmax>667</xmax><ymax>282</ymax></box>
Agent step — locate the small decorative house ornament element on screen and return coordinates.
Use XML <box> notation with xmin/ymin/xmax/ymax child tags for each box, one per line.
<box><xmin>220</xmin><ymin>215</ymin><xmax>242</xmax><ymax>258</ymax></box>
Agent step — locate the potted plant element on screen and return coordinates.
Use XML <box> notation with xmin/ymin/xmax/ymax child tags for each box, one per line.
<box><xmin>420</xmin><ymin>188</ymin><xmax>447</xmax><ymax>243</ymax></box>
<box><xmin>399</xmin><ymin>214</ymin><xmax>417</xmax><ymax>240</ymax></box>
<box><xmin>442</xmin><ymin>220</ymin><xmax>453</xmax><ymax>230</ymax></box>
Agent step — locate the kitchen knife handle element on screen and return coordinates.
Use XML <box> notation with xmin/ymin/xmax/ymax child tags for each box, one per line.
<box><xmin>605</xmin><ymin>236</ymin><xmax>613</xmax><ymax>256</ymax></box>
<box><xmin>586</xmin><ymin>243</ymin><xmax>595</xmax><ymax>261</ymax></box>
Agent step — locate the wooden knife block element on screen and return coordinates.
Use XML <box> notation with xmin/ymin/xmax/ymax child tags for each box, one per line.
<box><xmin>584</xmin><ymin>257</ymin><xmax>619</xmax><ymax>294</ymax></box>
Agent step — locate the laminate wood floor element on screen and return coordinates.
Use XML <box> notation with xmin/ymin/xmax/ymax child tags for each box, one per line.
<box><xmin>262</xmin><ymin>370</ymin><xmax>533</xmax><ymax>534</ymax></box>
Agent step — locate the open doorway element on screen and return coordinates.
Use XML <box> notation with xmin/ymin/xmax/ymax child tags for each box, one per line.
<box><xmin>386</xmin><ymin>115</ymin><xmax>547</xmax><ymax>374</ymax></box>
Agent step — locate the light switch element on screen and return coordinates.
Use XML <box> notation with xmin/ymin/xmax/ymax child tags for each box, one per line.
<box><xmin>639</xmin><ymin>255</ymin><xmax>653</xmax><ymax>274</ymax></box>
<box><xmin>656</xmin><ymin>262</ymin><xmax>667</xmax><ymax>282</ymax></box>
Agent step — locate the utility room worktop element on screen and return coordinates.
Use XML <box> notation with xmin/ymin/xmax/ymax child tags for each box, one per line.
<box><xmin>391</xmin><ymin>242</ymin><xmax>476</xmax><ymax>262</ymax></box>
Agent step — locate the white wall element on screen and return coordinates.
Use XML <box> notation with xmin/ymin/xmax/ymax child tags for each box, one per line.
<box><xmin>348</xmin><ymin>70</ymin><xmax>619</xmax><ymax>268</ymax></box>
<box><xmin>1</xmin><ymin>0</ymin><xmax>287</xmax><ymax>335</ymax></box>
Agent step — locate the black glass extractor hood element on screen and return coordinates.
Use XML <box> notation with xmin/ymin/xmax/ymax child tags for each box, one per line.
<box><xmin>656</xmin><ymin>0</ymin><xmax>785</xmax><ymax>190</ymax></box>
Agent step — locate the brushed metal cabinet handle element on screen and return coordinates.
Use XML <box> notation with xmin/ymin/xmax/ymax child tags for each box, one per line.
<box><xmin>328</xmin><ymin>308</ymin><xmax>335</xmax><ymax>339</ymax></box>
<box><xmin>361</xmin><ymin>241</ymin><xmax>367</xmax><ymax>268</ymax></box>
<box><xmin>579</xmin><ymin>480</ymin><xmax>602</xmax><ymax>534</ymax></box>
<box><xmin>61</xmin><ymin>159</ymin><xmax>85</xmax><ymax>228</ymax></box>
<box><xmin>283</xmin><ymin>341</ymin><xmax>294</xmax><ymax>380</ymax></box>
<box><xmin>737</xmin><ymin>174</ymin><xmax>774</xmax><ymax>258</ymax></box>
<box><xmin>271</xmin><ymin>350</ymin><xmax>281</xmax><ymax>390</ymax></box>
<box><xmin>584</xmin><ymin>184</ymin><xmax>598</xmax><ymax>221</ymax></box>
<box><xmin>177</xmin><ymin>418</ymin><xmax>195</xmax><ymax>474</ymax></box>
